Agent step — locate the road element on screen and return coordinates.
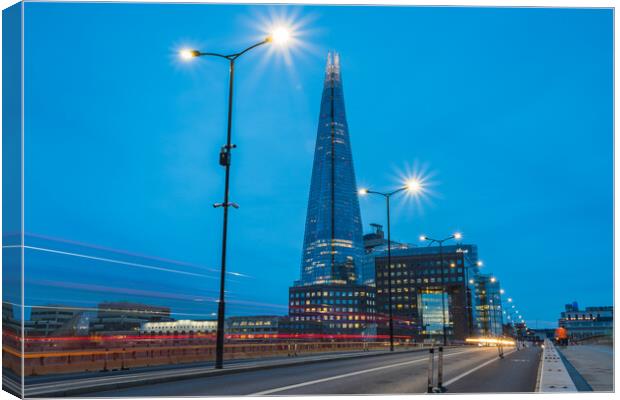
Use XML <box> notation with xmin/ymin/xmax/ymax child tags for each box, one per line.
<box><xmin>90</xmin><ymin>345</ymin><xmax>541</xmax><ymax>396</ymax></box>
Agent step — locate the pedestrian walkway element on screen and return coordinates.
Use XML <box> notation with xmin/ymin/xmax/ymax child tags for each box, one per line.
<box><xmin>558</xmin><ymin>344</ymin><xmax>613</xmax><ymax>391</ymax></box>
<box><xmin>537</xmin><ymin>339</ymin><xmax>576</xmax><ymax>392</ymax></box>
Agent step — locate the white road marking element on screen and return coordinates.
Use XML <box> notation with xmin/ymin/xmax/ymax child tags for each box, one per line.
<box><xmin>443</xmin><ymin>349</ymin><xmax>516</xmax><ymax>387</ymax></box>
<box><xmin>249</xmin><ymin>348</ymin><xmax>478</xmax><ymax>396</ymax></box>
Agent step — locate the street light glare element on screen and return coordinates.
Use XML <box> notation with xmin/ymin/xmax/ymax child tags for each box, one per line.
<box><xmin>419</xmin><ymin>235</ymin><xmax>427</xmax><ymax>241</ymax></box>
<box><xmin>180</xmin><ymin>49</ymin><xmax>199</xmax><ymax>60</ymax></box>
<box><xmin>454</xmin><ymin>232</ymin><xmax>462</xmax><ymax>240</ymax></box>
<box><xmin>405</xmin><ymin>179</ymin><xmax>422</xmax><ymax>193</ymax></box>
<box><xmin>358</xmin><ymin>188</ymin><xmax>368</xmax><ymax>195</ymax></box>
<box><xmin>477</xmin><ymin>260</ymin><xmax>483</xmax><ymax>267</ymax></box>
<box><xmin>269</xmin><ymin>26</ymin><xmax>291</xmax><ymax>46</ymax></box>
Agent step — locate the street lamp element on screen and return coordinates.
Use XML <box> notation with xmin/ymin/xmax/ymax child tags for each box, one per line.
<box><xmin>419</xmin><ymin>233</ymin><xmax>461</xmax><ymax>345</ymax></box>
<box><xmin>179</xmin><ymin>28</ymin><xmax>291</xmax><ymax>370</ymax></box>
<box><xmin>358</xmin><ymin>179</ymin><xmax>422</xmax><ymax>351</ymax></box>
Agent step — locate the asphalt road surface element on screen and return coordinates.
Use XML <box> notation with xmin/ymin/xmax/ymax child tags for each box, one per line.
<box><xmin>90</xmin><ymin>345</ymin><xmax>542</xmax><ymax>396</ymax></box>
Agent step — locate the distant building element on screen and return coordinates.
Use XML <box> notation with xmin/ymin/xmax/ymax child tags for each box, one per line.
<box><xmin>360</xmin><ymin>223</ymin><xmax>412</xmax><ymax>285</ymax></box>
<box><xmin>559</xmin><ymin>302</ymin><xmax>612</xmax><ymax>339</ymax></box>
<box><xmin>225</xmin><ymin>315</ymin><xmax>285</xmax><ymax>338</ymax></box>
<box><xmin>288</xmin><ymin>52</ymin><xmax>375</xmax><ymax>338</ymax></box>
<box><xmin>141</xmin><ymin>320</ymin><xmax>217</xmax><ymax>335</ymax></box>
<box><xmin>90</xmin><ymin>302</ymin><xmax>172</xmax><ymax>334</ymax></box>
<box><xmin>473</xmin><ymin>274</ymin><xmax>503</xmax><ymax>336</ymax></box>
<box><xmin>23</xmin><ymin>306</ymin><xmax>88</xmax><ymax>337</ymax></box>
<box><xmin>2</xmin><ymin>302</ymin><xmax>20</xmax><ymax>334</ymax></box>
<box><xmin>374</xmin><ymin>245</ymin><xmax>478</xmax><ymax>343</ymax></box>
<box><xmin>288</xmin><ymin>285</ymin><xmax>376</xmax><ymax>337</ymax></box>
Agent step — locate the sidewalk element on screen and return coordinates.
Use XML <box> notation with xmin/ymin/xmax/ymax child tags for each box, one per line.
<box><xmin>558</xmin><ymin>344</ymin><xmax>613</xmax><ymax>391</ymax></box>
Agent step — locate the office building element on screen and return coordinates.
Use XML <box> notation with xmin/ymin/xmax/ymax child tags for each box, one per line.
<box><xmin>289</xmin><ymin>52</ymin><xmax>375</xmax><ymax>337</ymax></box>
<box><xmin>90</xmin><ymin>302</ymin><xmax>172</xmax><ymax>334</ymax></box>
<box><xmin>141</xmin><ymin>320</ymin><xmax>217</xmax><ymax>335</ymax></box>
<box><xmin>297</xmin><ymin>52</ymin><xmax>364</xmax><ymax>286</ymax></box>
<box><xmin>225</xmin><ymin>315</ymin><xmax>286</xmax><ymax>339</ymax></box>
<box><xmin>360</xmin><ymin>223</ymin><xmax>412</xmax><ymax>285</ymax></box>
<box><xmin>373</xmin><ymin>244</ymin><xmax>480</xmax><ymax>343</ymax></box>
<box><xmin>473</xmin><ymin>274</ymin><xmax>503</xmax><ymax>336</ymax></box>
<box><xmin>559</xmin><ymin>302</ymin><xmax>612</xmax><ymax>339</ymax></box>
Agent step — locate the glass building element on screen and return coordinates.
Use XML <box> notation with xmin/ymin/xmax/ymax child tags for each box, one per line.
<box><xmin>289</xmin><ymin>53</ymin><xmax>375</xmax><ymax>338</ymax></box>
<box><xmin>297</xmin><ymin>52</ymin><xmax>364</xmax><ymax>286</ymax></box>
<box><xmin>373</xmin><ymin>244</ymin><xmax>481</xmax><ymax>343</ymax></box>
<box><xmin>473</xmin><ymin>274</ymin><xmax>504</xmax><ymax>336</ymax></box>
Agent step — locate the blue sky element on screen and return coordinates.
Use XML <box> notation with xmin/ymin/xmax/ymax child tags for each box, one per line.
<box><xmin>21</xmin><ymin>4</ymin><xmax>612</xmax><ymax>328</ymax></box>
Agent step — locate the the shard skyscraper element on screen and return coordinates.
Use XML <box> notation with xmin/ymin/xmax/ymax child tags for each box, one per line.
<box><xmin>288</xmin><ymin>53</ymin><xmax>376</xmax><ymax>337</ymax></box>
<box><xmin>298</xmin><ymin>51</ymin><xmax>364</xmax><ymax>286</ymax></box>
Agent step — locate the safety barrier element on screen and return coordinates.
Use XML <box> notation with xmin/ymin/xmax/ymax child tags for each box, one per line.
<box><xmin>3</xmin><ymin>340</ymin><xmax>428</xmax><ymax>377</ymax></box>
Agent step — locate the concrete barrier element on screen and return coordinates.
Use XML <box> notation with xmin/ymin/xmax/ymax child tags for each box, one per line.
<box><xmin>537</xmin><ymin>338</ymin><xmax>577</xmax><ymax>392</ymax></box>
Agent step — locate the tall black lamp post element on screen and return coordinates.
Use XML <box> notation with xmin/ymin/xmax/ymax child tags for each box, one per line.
<box><xmin>358</xmin><ymin>181</ymin><xmax>420</xmax><ymax>351</ymax></box>
<box><xmin>179</xmin><ymin>29</ymin><xmax>291</xmax><ymax>370</ymax></box>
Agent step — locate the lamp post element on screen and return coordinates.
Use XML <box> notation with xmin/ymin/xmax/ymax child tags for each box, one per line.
<box><xmin>358</xmin><ymin>180</ymin><xmax>421</xmax><ymax>351</ymax></box>
<box><xmin>419</xmin><ymin>233</ymin><xmax>461</xmax><ymax>346</ymax></box>
<box><xmin>179</xmin><ymin>29</ymin><xmax>290</xmax><ymax>370</ymax></box>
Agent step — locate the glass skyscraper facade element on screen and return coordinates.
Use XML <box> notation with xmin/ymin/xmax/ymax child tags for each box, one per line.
<box><xmin>288</xmin><ymin>53</ymin><xmax>375</xmax><ymax>338</ymax></box>
<box><xmin>297</xmin><ymin>52</ymin><xmax>364</xmax><ymax>286</ymax></box>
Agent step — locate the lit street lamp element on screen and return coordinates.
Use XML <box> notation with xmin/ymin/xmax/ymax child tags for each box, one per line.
<box><xmin>358</xmin><ymin>179</ymin><xmax>421</xmax><ymax>351</ymax></box>
<box><xmin>179</xmin><ymin>28</ymin><xmax>291</xmax><ymax>370</ymax></box>
<box><xmin>419</xmin><ymin>233</ymin><xmax>462</xmax><ymax>346</ymax></box>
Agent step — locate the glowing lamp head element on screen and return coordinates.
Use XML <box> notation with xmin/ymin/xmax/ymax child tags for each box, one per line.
<box><xmin>419</xmin><ymin>235</ymin><xmax>427</xmax><ymax>242</ymax></box>
<box><xmin>476</xmin><ymin>261</ymin><xmax>483</xmax><ymax>267</ymax></box>
<box><xmin>268</xmin><ymin>26</ymin><xmax>291</xmax><ymax>46</ymax></box>
<box><xmin>500</xmin><ymin>289</ymin><xmax>505</xmax><ymax>294</ymax></box>
<box><xmin>469</xmin><ymin>279</ymin><xmax>474</xmax><ymax>284</ymax></box>
<box><xmin>490</xmin><ymin>277</ymin><xmax>496</xmax><ymax>283</ymax></box>
<box><xmin>454</xmin><ymin>232</ymin><xmax>462</xmax><ymax>240</ymax></box>
<box><xmin>405</xmin><ymin>179</ymin><xmax>422</xmax><ymax>193</ymax></box>
<box><xmin>180</xmin><ymin>49</ymin><xmax>200</xmax><ymax>60</ymax></box>
<box><xmin>508</xmin><ymin>298</ymin><xmax>513</xmax><ymax>302</ymax></box>
<box><xmin>358</xmin><ymin>188</ymin><xmax>369</xmax><ymax>196</ymax></box>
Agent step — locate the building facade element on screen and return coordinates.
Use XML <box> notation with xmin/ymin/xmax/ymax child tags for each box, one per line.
<box><xmin>297</xmin><ymin>52</ymin><xmax>365</xmax><ymax>286</ymax></box>
<box><xmin>473</xmin><ymin>274</ymin><xmax>503</xmax><ymax>336</ymax></box>
<box><xmin>289</xmin><ymin>53</ymin><xmax>375</xmax><ymax>338</ymax></box>
<box><xmin>225</xmin><ymin>315</ymin><xmax>284</xmax><ymax>339</ymax></box>
<box><xmin>288</xmin><ymin>285</ymin><xmax>376</xmax><ymax>337</ymax></box>
<box><xmin>374</xmin><ymin>245</ymin><xmax>477</xmax><ymax>343</ymax></box>
<box><xmin>25</xmin><ymin>306</ymin><xmax>88</xmax><ymax>337</ymax></box>
<box><xmin>90</xmin><ymin>302</ymin><xmax>172</xmax><ymax>334</ymax></box>
<box><xmin>141</xmin><ymin>320</ymin><xmax>217</xmax><ymax>335</ymax></box>
<box><xmin>559</xmin><ymin>303</ymin><xmax>613</xmax><ymax>339</ymax></box>
<box><xmin>360</xmin><ymin>223</ymin><xmax>412</xmax><ymax>285</ymax></box>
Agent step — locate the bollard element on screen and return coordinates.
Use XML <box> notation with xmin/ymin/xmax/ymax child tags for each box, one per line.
<box><xmin>436</xmin><ymin>346</ymin><xmax>446</xmax><ymax>392</ymax></box>
<box><xmin>427</xmin><ymin>348</ymin><xmax>435</xmax><ymax>393</ymax></box>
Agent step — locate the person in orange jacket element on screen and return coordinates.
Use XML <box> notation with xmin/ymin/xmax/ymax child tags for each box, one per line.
<box><xmin>555</xmin><ymin>326</ymin><xmax>568</xmax><ymax>346</ymax></box>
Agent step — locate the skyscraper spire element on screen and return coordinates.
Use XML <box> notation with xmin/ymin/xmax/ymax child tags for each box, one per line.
<box><xmin>297</xmin><ymin>52</ymin><xmax>364</xmax><ymax>286</ymax></box>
